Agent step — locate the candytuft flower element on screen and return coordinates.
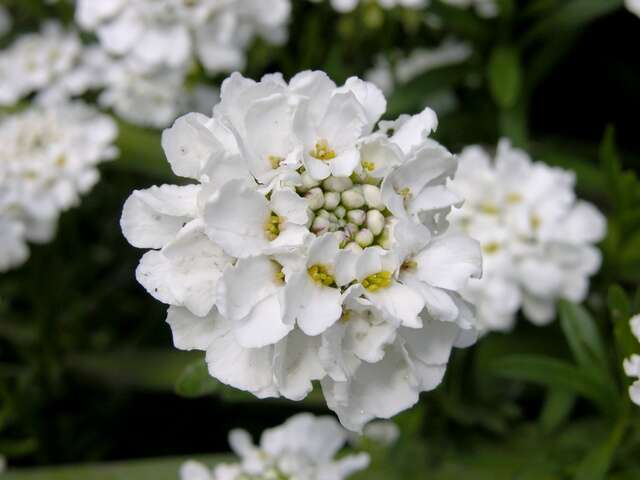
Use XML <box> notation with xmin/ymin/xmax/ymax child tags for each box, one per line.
<box><xmin>448</xmin><ymin>139</ymin><xmax>606</xmax><ymax>332</ymax></box>
<box><xmin>0</xmin><ymin>101</ymin><xmax>118</xmax><ymax>271</ymax></box>
<box><xmin>121</xmin><ymin>70</ymin><xmax>481</xmax><ymax>430</ymax></box>
<box><xmin>179</xmin><ymin>413</ymin><xmax>369</xmax><ymax>480</ymax></box>
<box><xmin>624</xmin><ymin>314</ymin><xmax>640</xmax><ymax>406</ymax></box>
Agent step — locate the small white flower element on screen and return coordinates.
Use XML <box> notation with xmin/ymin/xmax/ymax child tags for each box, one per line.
<box><xmin>0</xmin><ymin>101</ymin><xmax>117</xmax><ymax>272</ymax></box>
<box><xmin>626</xmin><ymin>0</ymin><xmax>640</xmax><ymax>16</ymax></box>
<box><xmin>180</xmin><ymin>413</ymin><xmax>370</xmax><ymax>480</ymax></box>
<box><xmin>122</xmin><ymin>70</ymin><xmax>481</xmax><ymax>430</ymax></box>
<box><xmin>625</xmin><ymin>315</ymin><xmax>640</xmax><ymax>407</ymax></box>
<box><xmin>448</xmin><ymin>139</ymin><xmax>606</xmax><ymax>332</ymax></box>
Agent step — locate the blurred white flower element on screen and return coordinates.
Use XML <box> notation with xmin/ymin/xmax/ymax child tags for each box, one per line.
<box><xmin>121</xmin><ymin>70</ymin><xmax>481</xmax><ymax>430</ymax></box>
<box><xmin>625</xmin><ymin>315</ymin><xmax>640</xmax><ymax>406</ymax></box>
<box><xmin>439</xmin><ymin>0</ymin><xmax>498</xmax><ymax>17</ymax></box>
<box><xmin>0</xmin><ymin>22</ymin><xmax>82</xmax><ymax>106</ymax></box>
<box><xmin>626</xmin><ymin>0</ymin><xmax>640</xmax><ymax>17</ymax></box>
<box><xmin>365</xmin><ymin>39</ymin><xmax>472</xmax><ymax>95</ymax></box>
<box><xmin>75</xmin><ymin>0</ymin><xmax>291</xmax><ymax>75</ymax></box>
<box><xmin>180</xmin><ymin>413</ymin><xmax>369</xmax><ymax>480</ymax></box>
<box><xmin>448</xmin><ymin>139</ymin><xmax>606</xmax><ymax>332</ymax></box>
<box><xmin>0</xmin><ymin>102</ymin><xmax>118</xmax><ymax>272</ymax></box>
<box><xmin>361</xmin><ymin>420</ymin><xmax>400</xmax><ymax>445</ymax></box>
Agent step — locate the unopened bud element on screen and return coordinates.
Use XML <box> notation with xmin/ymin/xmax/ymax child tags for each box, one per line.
<box><xmin>334</xmin><ymin>205</ymin><xmax>346</xmax><ymax>219</ymax></box>
<box><xmin>362</xmin><ymin>184</ymin><xmax>384</xmax><ymax>210</ymax></box>
<box><xmin>344</xmin><ymin>242</ymin><xmax>363</xmax><ymax>253</ymax></box>
<box><xmin>311</xmin><ymin>216</ymin><xmax>331</xmax><ymax>233</ymax></box>
<box><xmin>355</xmin><ymin>228</ymin><xmax>374</xmax><ymax>247</ymax></box>
<box><xmin>323</xmin><ymin>176</ymin><xmax>353</xmax><ymax>192</ymax></box>
<box><xmin>316</xmin><ymin>209</ymin><xmax>330</xmax><ymax>219</ymax></box>
<box><xmin>305</xmin><ymin>187</ymin><xmax>324</xmax><ymax>210</ymax></box>
<box><xmin>347</xmin><ymin>209</ymin><xmax>366</xmax><ymax>225</ymax></box>
<box><xmin>342</xmin><ymin>189</ymin><xmax>365</xmax><ymax>209</ymax></box>
<box><xmin>366</xmin><ymin>209</ymin><xmax>385</xmax><ymax>236</ymax></box>
<box><xmin>323</xmin><ymin>191</ymin><xmax>340</xmax><ymax>210</ymax></box>
<box><xmin>344</xmin><ymin>223</ymin><xmax>359</xmax><ymax>237</ymax></box>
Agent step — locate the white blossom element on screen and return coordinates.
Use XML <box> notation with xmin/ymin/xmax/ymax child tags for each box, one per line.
<box><xmin>448</xmin><ymin>139</ymin><xmax>606</xmax><ymax>332</ymax></box>
<box><xmin>180</xmin><ymin>413</ymin><xmax>369</xmax><ymax>480</ymax></box>
<box><xmin>121</xmin><ymin>70</ymin><xmax>481</xmax><ymax>430</ymax></box>
<box><xmin>0</xmin><ymin>22</ymin><xmax>82</xmax><ymax>106</ymax></box>
<box><xmin>624</xmin><ymin>315</ymin><xmax>640</xmax><ymax>406</ymax></box>
<box><xmin>75</xmin><ymin>0</ymin><xmax>291</xmax><ymax>75</ymax></box>
<box><xmin>0</xmin><ymin>101</ymin><xmax>117</xmax><ymax>271</ymax></box>
<box><xmin>439</xmin><ymin>0</ymin><xmax>498</xmax><ymax>17</ymax></box>
<box><xmin>626</xmin><ymin>0</ymin><xmax>640</xmax><ymax>17</ymax></box>
<box><xmin>312</xmin><ymin>0</ymin><xmax>426</xmax><ymax>13</ymax></box>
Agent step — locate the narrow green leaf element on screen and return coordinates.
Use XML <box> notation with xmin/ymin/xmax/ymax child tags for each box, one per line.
<box><xmin>490</xmin><ymin>355</ymin><xmax>618</xmax><ymax>415</ymax></box>
<box><xmin>175</xmin><ymin>360</ymin><xmax>220</xmax><ymax>398</ymax></box>
<box><xmin>559</xmin><ymin>301</ymin><xmax>608</xmax><ymax>371</ymax></box>
<box><xmin>574</xmin><ymin>416</ymin><xmax>628</xmax><ymax>480</ymax></box>
<box><xmin>488</xmin><ymin>46</ymin><xmax>522</xmax><ymax>109</ymax></box>
<box><xmin>540</xmin><ymin>388</ymin><xmax>576</xmax><ymax>433</ymax></box>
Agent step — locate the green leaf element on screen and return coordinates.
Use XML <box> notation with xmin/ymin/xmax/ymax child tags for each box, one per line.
<box><xmin>608</xmin><ymin>285</ymin><xmax>632</xmax><ymax>323</ymax></box>
<box><xmin>574</xmin><ymin>416</ymin><xmax>628</xmax><ymax>480</ymax></box>
<box><xmin>1</xmin><ymin>455</ymin><xmax>225</xmax><ymax>480</ymax></box>
<box><xmin>540</xmin><ymin>388</ymin><xmax>576</xmax><ymax>433</ymax></box>
<box><xmin>175</xmin><ymin>360</ymin><xmax>220</xmax><ymax>398</ymax></box>
<box><xmin>488</xmin><ymin>46</ymin><xmax>522</xmax><ymax>109</ymax></box>
<box><xmin>490</xmin><ymin>355</ymin><xmax>618</xmax><ymax>415</ymax></box>
<box><xmin>559</xmin><ymin>301</ymin><xmax>608</xmax><ymax>372</ymax></box>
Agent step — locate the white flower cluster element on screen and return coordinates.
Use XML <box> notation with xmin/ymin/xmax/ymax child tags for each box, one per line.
<box><xmin>0</xmin><ymin>102</ymin><xmax>118</xmax><ymax>272</ymax></box>
<box><xmin>180</xmin><ymin>413</ymin><xmax>369</xmax><ymax>480</ymax></box>
<box><xmin>448</xmin><ymin>140</ymin><xmax>606</xmax><ymax>332</ymax></box>
<box><xmin>0</xmin><ymin>22</ymin><xmax>82</xmax><ymax>106</ymax></box>
<box><xmin>121</xmin><ymin>70</ymin><xmax>481</xmax><ymax>431</ymax></box>
<box><xmin>439</xmin><ymin>0</ymin><xmax>498</xmax><ymax>18</ymax></box>
<box><xmin>624</xmin><ymin>315</ymin><xmax>640</xmax><ymax>406</ymax></box>
<box><xmin>75</xmin><ymin>0</ymin><xmax>290</xmax><ymax>75</ymax></box>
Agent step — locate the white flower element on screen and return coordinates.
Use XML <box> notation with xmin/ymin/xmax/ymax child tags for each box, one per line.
<box><xmin>0</xmin><ymin>101</ymin><xmax>117</xmax><ymax>272</ymax></box>
<box><xmin>0</xmin><ymin>22</ymin><xmax>82</xmax><ymax>106</ymax></box>
<box><xmin>448</xmin><ymin>139</ymin><xmax>606</xmax><ymax>332</ymax></box>
<box><xmin>121</xmin><ymin>70</ymin><xmax>481</xmax><ymax>430</ymax></box>
<box><xmin>180</xmin><ymin>413</ymin><xmax>370</xmax><ymax>480</ymax></box>
<box><xmin>75</xmin><ymin>0</ymin><xmax>291</xmax><ymax>75</ymax></box>
<box><xmin>626</xmin><ymin>0</ymin><xmax>640</xmax><ymax>17</ymax></box>
<box><xmin>625</xmin><ymin>315</ymin><xmax>640</xmax><ymax>406</ymax></box>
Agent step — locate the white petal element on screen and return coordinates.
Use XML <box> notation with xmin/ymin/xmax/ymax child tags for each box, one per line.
<box><xmin>166</xmin><ymin>306</ymin><xmax>220</xmax><ymax>351</ymax></box>
<box><xmin>135</xmin><ymin>250</ymin><xmax>177</xmax><ymax>305</ymax></box>
<box><xmin>273</xmin><ymin>328</ymin><xmax>325</xmax><ymax>400</ymax></box>
<box><xmin>336</xmin><ymin>77</ymin><xmax>386</xmax><ymax>132</ymax></box>
<box><xmin>366</xmin><ymin>283</ymin><xmax>424</xmax><ymax>328</ymax></box>
<box><xmin>234</xmin><ymin>294</ymin><xmax>293</xmax><ymax>348</ymax></box>
<box><xmin>389</xmin><ymin>107</ymin><xmax>438</xmax><ymax>154</ymax></box>
<box><xmin>286</xmin><ymin>273</ymin><xmax>343</xmax><ymax>336</ymax></box>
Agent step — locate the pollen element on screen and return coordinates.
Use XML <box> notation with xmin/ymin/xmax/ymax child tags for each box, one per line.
<box><xmin>398</xmin><ymin>186</ymin><xmax>412</xmax><ymax>208</ymax></box>
<box><xmin>480</xmin><ymin>202</ymin><xmax>500</xmax><ymax>215</ymax></box>
<box><xmin>531</xmin><ymin>214</ymin><xmax>541</xmax><ymax>231</ymax></box>
<box><xmin>268</xmin><ymin>155</ymin><xmax>284</xmax><ymax>169</ymax></box>
<box><xmin>308</xmin><ymin>263</ymin><xmax>336</xmax><ymax>287</ymax></box>
<box><xmin>401</xmin><ymin>259</ymin><xmax>417</xmax><ymax>272</ymax></box>
<box><xmin>310</xmin><ymin>139</ymin><xmax>336</xmax><ymax>161</ymax></box>
<box><xmin>483</xmin><ymin>242</ymin><xmax>500</xmax><ymax>254</ymax></box>
<box><xmin>361</xmin><ymin>271</ymin><xmax>392</xmax><ymax>292</ymax></box>
<box><xmin>362</xmin><ymin>160</ymin><xmax>376</xmax><ymax>172</ymax></box>
<box><xmin>272</xmin><ymin>261</ymin><xmax>286</xmax><ymax>285</ymax></box>
<box><xmin>340</xmin><ymin>309</ymin><xmax>352</xmax><ymax>323</ymax></box>
<box><xmin>506</xmin><ymin>192</ymin><xmax>523</xmax><ymax>204</ymax></box>
<box><xmin>264</xmin><ymin>212</ymin><xmax>283</xmax><ymax>241</ymax></box>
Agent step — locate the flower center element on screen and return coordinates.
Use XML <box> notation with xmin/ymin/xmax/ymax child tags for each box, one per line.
<box><xmin>506</xmin><ymin>192</ymin><xmax>522</xmax><ymax>204</ymax></box>
<box><xmin>264</xmin><ymin>212</ymin><xmax>284</xmax><ymax>241</ymax></box>
<box><xmin>310</xmin><ymin>139</ymin><xmax>336</xmax><ymax>161</ymax></box>
<box><xmin>272</xmin><ymin>261</ymin><xmax>285</xmax><ymax>285</ymax></box>
<box><xmin>268</xmin><ymin>155</ymin><xmax>284</xmax><ymax>169</ymax></box>
<box><xmin>483</xmin><ymin>242</ymin><xmax>500</xmax><ymax>254</ymax></box>
<box><xmin>400</xmin><ymin>259</ymin><xmax>417</xmax><ymax>272</ymax></box>
<box><xmin>361</xmin><ymin>159</ymin><xmax>376</xmax><ymax>172</ymax></box>
<box><xmin>530</xmin><ymin>214</ymin><xmax>541</xmax><ymax>231</ymax></box>
<box><xmin>308</xmin><ymin>264</ymin><xmax>336</xmax><ymax>287</ymax></box>
<box><xmin>361</xmin><ymin>271</ymin><xmax>392</xmax><ymax>292</ymax></box>
<box><xmin>480</xmin><ymin>202</ymin><xmax>500</xmax><ymax>215</ymax></box>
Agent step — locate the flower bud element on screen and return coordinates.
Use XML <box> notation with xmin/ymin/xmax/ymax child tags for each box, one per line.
<box><xmin>344</xmin><ymin>242</ymin><xmax>363</xmax><ymax>253</ymax></box>
<box><xmin>311</xmin><ymin>216</ymin><xmax>331</xmax><ymax>233</ymax></box>
<box><xmin>378</xmin><ymin>224</ymin><xmax>392</xmax><ymax>249</ymax></box>
<box><xmin>344</xmin><ymin>223</ymin><xmax>359</xmax><ymax>237</ymax></box>
<box><xmin>316</xmin><ymin>209</ymin><xmax>330</xmax><ymax>219</ymax></box>
<box><xmin>301</xmin><ymin>171</ymin><xmax>320</xmax><ymax>191</ymax></box>
<box><xmin>341</xmin><ymin>189</ymin><xmax>365</xmax><ymax>209</ymax></box>
<box><xmin>334</xmin><ymin>205</ymin><xmax>346</xmax><ymax>219</ymax></box>
<box><xmin>305</xmin><ymin>187</ymin><xmax>324</xmax><ymax>210</ymax></box>
<box><xmin>323</xmin><ymin>176</ymin><xmax>353</xmax><ymax>192</ymax></box>
<box><xmin>362</xmin><ymin>184</ymin><xmax>384</xmax><ymax>210</ymax></box>
<box><xmin>355</xmin><ymin>228</ymin><xmax>374</xmax><ymax>247</ymax></box>
<box><xmin>347</xmin><ymin>209</ymin><xmax>366</xmax><ymax>225</ymax></box>
<box><xmin>328</xmin><ymin>213</ymin><xmax>338</xmax><ymax>224</ymax></box>
<box><xmin>366</xmin><ymin>209</ymin><xmax>385</xmax><ymax>236</ymax></box>
<box><xmin>323</xmin><ymin>191</ymin><xmax>340</xmax><ymax>210</ymax></box>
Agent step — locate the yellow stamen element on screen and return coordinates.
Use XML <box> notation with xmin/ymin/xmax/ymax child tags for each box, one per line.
<box><xmin>272</xmin><ymin>261</ymin><xmax>286</xmax><ymax>285</ymax></box>
<box><xmin>506</xmin><ymin>192</ymin><xmax>522</xmax><ymax>204</ymax></box>
<box><xmin>308</xmin><ymin>264</ymin><xmax>336</xmax><ymax>287</ymax></box>
<box><xmin>401</xmin><ymin>259</ymin><xmax>417</xmax><ymax>272</ymax></box>
<box><xmin>264</xmin><ymin>213</ymin><xmax>284</xmax><ymax>241</ymax></box>
<box><xmin>480</xmin><ymin>203</ymin><xmax>500</xmax><ymax>215</ymax></box>
<box><xmin>483</xmin><ymin>242</ymin><xmax>500</xmax><ymax>254</ymax></box>
<box><xmin>531</xmin><ymin>214</ymin><xmax>541</xmax><ymax>231</ymax></box>
<box><xmin>268</xmin><ymin>155</ymin><xmax>283</xmax><ymax>169</ymax></box>
<box><xmin>362</xmin><ymin>271</ymin><xmax>392</xmax><ymax>291</ymax></box>
<box><xmin>310</xmin><ymin>139</ymin><xmax>336</xmax><ymax>161</ymax></box>
<box><xmin>362</xmin><ymin>160</ymin><xmax>376</xmax><ymax>172</ymax></box>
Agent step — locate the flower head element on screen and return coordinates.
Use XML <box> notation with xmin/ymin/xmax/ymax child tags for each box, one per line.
<box><xmin>121</xmin><ymin>70</ymin><xmax>481</xmax><ymax>430</ymax></box>
<box><xmin>0</xmin><ymin>101</ymin><xmax>117</xmax><ymax>271</ymax></box>
<box><xmin>624</xmin><ymin>314</ymin><xmax>640</xmax><ymax>407</ymax></box>
<box><xmin>180</xmin><ymin>413</ymin><xmax>369</xmax><ymax>480</ymax></box>
<box><xmin>448</xmin><ymin>139</ymin><xmax>606</xmax><ymax>332</ymax></box>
